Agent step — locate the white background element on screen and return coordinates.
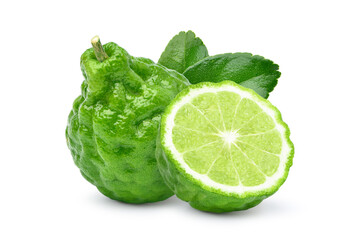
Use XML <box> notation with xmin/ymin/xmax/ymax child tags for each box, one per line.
<box><xmin>1</xmin><ymin>0</ymin><xmax>359</xmax><ymax>239</ymax></box>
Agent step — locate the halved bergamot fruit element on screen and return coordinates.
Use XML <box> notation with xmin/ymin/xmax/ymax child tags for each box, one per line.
<box><xmin>156</xmin><ymin>81</ymin><xmax>294</xmax><ymax>212</ymax></box>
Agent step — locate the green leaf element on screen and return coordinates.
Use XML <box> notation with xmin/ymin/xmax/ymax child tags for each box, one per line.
<box><xmin>183</xmin><ymin>53</ymin><xmax>281</xmax><ymax>98</ymax></box>
<box><xmin>158</xmin><ymin>31</ymin><xmax>209</xmax><ymax>73</ymax></box>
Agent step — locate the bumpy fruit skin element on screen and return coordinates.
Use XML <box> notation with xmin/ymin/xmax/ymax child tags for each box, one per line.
<box><xmin>156</xmin><ymin>81</ymin><xmax>294</xmax><ymax>212</ymax></box>
<box><xmin>66</xmin><ymin>42</ymin><xmax>189</xmax><ymax>203</ymax></box>
<box><xmin>156</xmin><ymin>143</ymin><xmax>266</xmax><ymax>212</ymax></box>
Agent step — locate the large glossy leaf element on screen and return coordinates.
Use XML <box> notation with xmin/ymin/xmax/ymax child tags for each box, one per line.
<box><xmin>183</xmin><ymin>53</ymin><xmax>281</xmax><ymax>98</ymax></box>
<box><xmin>158</xmin><ymin>31</ymin><xmax>209</xmax><ymax>73</ymax></box>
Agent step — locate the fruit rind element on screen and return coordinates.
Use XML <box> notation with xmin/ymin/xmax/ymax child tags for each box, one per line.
<box><xmin>66</xmin><ymin>42</ymin><xmax>189</xmax><ymax>203</ymax></box>
<box><xmin>156</xmin><ymin>81</ymin><xmax>294</xmax><ymax>212</ymax></box>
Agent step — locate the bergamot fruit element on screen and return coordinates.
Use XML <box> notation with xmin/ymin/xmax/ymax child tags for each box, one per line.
<box><xmin>156</xmin><ymin>81</ymin><xmax>294</xmax><ymax>212</ymax></box>
<box><xmin>66</xmin><ymin>36</ymin><xmax>189</xmax><ymax>203</ymax></box>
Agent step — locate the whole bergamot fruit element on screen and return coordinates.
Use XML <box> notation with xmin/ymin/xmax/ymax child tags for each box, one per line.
<box><xmin>66</xmin><ymin>36</ymin><xmax>189</xmax><ymax>203</ymax></box>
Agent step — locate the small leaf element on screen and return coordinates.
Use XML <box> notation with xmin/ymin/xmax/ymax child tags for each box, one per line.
<box><xmin>183</xmin><ymin>53</ymin><xmax>281</xmax><ymax>98</ymax></box>
<box><xmin>158</xmin><ymin>31</ymin><xmax>209</xmax><ymax>73</ymax></box>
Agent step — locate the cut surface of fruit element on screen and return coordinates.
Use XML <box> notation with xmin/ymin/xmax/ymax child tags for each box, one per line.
<box><xmin>161</xmin><ymin>81</ymin><xmax>293</xmax><ymax>196</ymax></box>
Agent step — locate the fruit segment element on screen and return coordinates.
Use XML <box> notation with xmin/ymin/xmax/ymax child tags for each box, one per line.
<box><xmin>182</xmin><ymin>141</ymin><xmax>223</xmax><ymax>174</ymax></box>
<box><xmin>174</xmin><ymin>103</ymin><xmax>219</xmax><ymax>133</ymax></box>
<box><xmin>232</xmin><ymin>98</ymin><xmax>263</xmax><ymax>131</ymax></box>
<box><xmin>216</xmin><ymin>91</ymin><xmax>242</xmax><ymax>130</ymax></box>
<box><xmin>236</xmin><ymin>112</ymin><xmax>275</xmax><ymax>135</ymax></box>
<box><xmin>230</xmin><ymin>145</ymin><xmax>266</xmax><ymax>186</ymax></box>
<box><xmin>190</xmin><ymin>93</ymin><xmax>225</xmax><ymax>132</ymax></box>
<box><xmin>207</xmin><ymin>150</ymin><xmax>240</xmax><ymax>186</ymax></box>
<box><xmin>237</xmin><ymin>142</ymin><xmax>280</xmax><ymax>177</ymax></box>
<box><xmin>172</xmin><ymin>125</ymin><xmax>219</xmax><ymax>154</ymax></box>
<box><xmin>238</xmin><ymin>130</ymin><xmax>282</xmax><ymax>155</ymax></box>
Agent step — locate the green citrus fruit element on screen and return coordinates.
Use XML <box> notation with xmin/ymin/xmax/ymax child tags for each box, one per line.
<box><xmin>66</xmin><ymin>38</ymin><xmax>189</xmax><ymax>203</ymax></box>
<box><xmin>156</xmin><ymin>81</ymin><xmax>294</xmax><ymax>212</ymax></box>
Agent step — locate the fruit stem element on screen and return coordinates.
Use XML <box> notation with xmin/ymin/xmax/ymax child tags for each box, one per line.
<box><xmin>91</xmin><ymin>35</ymin><xmax>108</xmax><ymax>62</ymax></box>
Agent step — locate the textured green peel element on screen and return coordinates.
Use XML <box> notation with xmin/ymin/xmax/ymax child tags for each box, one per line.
<box><xmin>66</xmin><ymin>39</ymin><xmax>189</xmax><ymax>203</ymax></box>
